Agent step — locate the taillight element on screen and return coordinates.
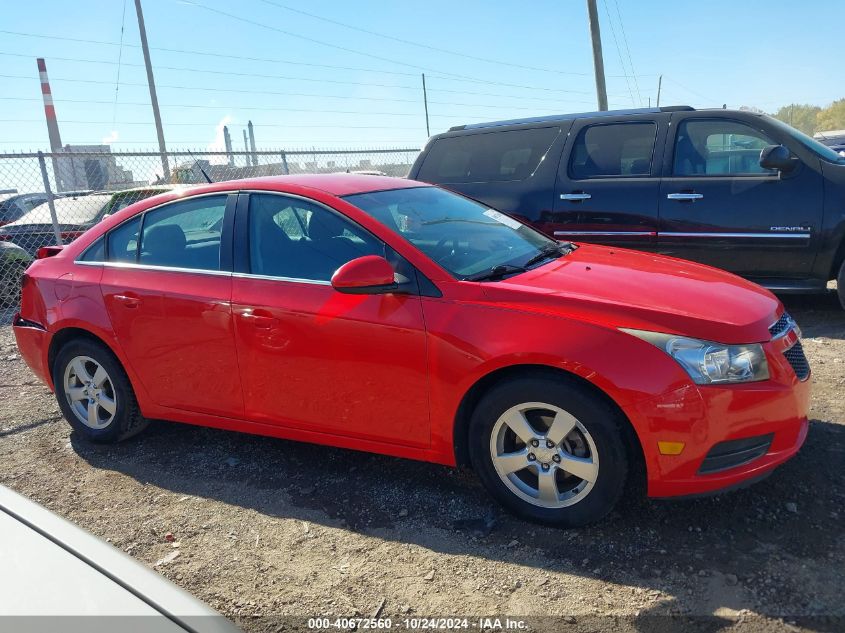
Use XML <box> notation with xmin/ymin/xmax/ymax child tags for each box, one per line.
<box><xmin>36</xmin><ymin>245</ymin><xmax>64</xmax><ymax>259</ymax></box>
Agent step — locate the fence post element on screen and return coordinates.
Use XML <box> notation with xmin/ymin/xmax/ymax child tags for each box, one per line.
<box><xmin>37</xmin><ymin>152</ymin><xmax>63</xmax><ymax>247</ymax></box>
<box><xmin>280</xmin><ymin>151</ymin><xmax>290</xmax><ymax>175</ymax></box>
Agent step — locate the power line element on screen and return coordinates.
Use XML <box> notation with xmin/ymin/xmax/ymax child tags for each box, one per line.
<box><xmin>600</xmin><ymin>0</ymin><xmax>636</xmax><ymax>106</ymax></box>
<box><xmin>259</xmin><ymin>0</ymin><xmax>593</xmax><ymax>77</ymax></box>
<box><xmin>611</xmin><ymin>0</ymin><xmax>642</xmax><ymax>106</ymax></box>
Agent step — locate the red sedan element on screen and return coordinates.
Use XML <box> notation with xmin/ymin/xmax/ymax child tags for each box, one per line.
<box><xmin>13</xmin><ymin>175</ymin><xmax>810</xmax><ymax>526</ymax></box>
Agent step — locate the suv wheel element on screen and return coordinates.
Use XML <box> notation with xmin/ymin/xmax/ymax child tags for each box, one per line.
<box><xmin>469</xmin><ymin>375</ymin><xmax>629</xmax><ymax>527</ymax></box>
<box><xmin>53</xmin><ymin>339</ymin><xmax>149</xmax><ymax>443</ymax></box>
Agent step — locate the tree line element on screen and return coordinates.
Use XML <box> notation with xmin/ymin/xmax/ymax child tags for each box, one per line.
<box><xmin>766</xmin><ymin>99</ymin><xmax>845</xmax><ymax>136</ymax></box>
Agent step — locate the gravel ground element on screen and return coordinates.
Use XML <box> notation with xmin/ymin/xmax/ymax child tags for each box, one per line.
<box><xmin>0</xmin><ymin>295</ymin><xmax>843</xmax><ymax>632</ymax></box>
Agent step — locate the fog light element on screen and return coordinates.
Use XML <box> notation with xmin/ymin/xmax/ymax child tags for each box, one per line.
<box><xmin>658</xmin><ymin>441</ymin><xmax>685</xmax><ymax>455</ymax></box>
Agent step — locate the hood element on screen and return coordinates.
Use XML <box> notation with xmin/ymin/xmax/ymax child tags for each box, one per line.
<box><xmin>480</xmin><ymin>245</ymin><xmax>780</xmax><ymax>344</ymax></box>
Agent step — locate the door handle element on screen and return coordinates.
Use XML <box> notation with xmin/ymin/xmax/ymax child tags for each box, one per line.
<box><xmin>240</xmin><ymin>312</ymin><xmax>278</xmax><ymax>329</ymax></box>
<box><xmin>560</xmin><ymin>192</ymin><xmax>592</xmax><ymax>201</ymax></box>
<box><xmin>667</xmin><ymin>192</ymin><xmax>704</xmax><ymax>201</ymax></box>
<box><xmin>113</xmin><ymin>293</ymin><xmax>140</xmax><ymax>308</ymax></box>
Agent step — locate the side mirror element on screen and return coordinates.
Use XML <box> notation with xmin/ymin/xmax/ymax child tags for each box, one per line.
<box><xmin>759</xmin><ymin>144</ymin><xmax>796</xmax><ymax>172</ymax></box>
<box><xmin>331</xmin><ymin>255</ymin><xmax>398</xmax><ymax>295</ymax></box>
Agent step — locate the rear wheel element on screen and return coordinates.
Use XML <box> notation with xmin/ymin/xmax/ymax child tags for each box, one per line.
<box><xmin>468</xmin><ymin>375</ymin><xmax>629</xmax><ymax>527</ymax></box>
<box><xmin>53</xmin><ymin>339</ymin><xmax>149</xmax><ymax>443</ymax></box>
<box><xmin>837</xmin><ymin>259</ymin><xmax>845</xmax><ymax>310</ymax></box>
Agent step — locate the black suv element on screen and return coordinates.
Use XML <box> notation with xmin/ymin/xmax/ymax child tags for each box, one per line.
<box><xmin>409</xmin><ymin>106</ymin><xmax>845</xmax><ymax>307</ymax></box>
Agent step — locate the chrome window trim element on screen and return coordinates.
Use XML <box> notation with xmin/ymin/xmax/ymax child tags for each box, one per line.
<box><xmin>659</xmin><ymin>232</ymin><xmax>811</xmax><ymax>239</ymax></box>
<box><xmin>74</xmin><ymin>260</ymin><xmax>232</xmax><ymax>277</ymax></box>
<box><xmin>554</xmin><ymin>230</ymin><xmax>654</xmax><ymax>236</ymax></box>
<box><xmin>231</xmin><ymin>272</ymin><xmax>332</xmax><ymax>286</ymax></box>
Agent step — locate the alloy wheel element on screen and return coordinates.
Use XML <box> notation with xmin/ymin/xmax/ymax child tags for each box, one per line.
<box><xmin>489</xmin><ymin>402</ymin><xmax>599</xmax><ymax>509</ymax></box>
<box><xmin>63</xmin><ymin>355</ymin><xmax>118</xmax><ymax>430</ymax></box>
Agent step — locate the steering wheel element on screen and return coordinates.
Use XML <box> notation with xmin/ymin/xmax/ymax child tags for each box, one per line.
<box><xmin>433</xmin><ymin>236</ymin><xmax>461</xmax><ymax>262</ymax></box>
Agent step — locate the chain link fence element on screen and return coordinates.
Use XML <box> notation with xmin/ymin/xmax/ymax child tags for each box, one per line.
<box><xmin>0</xmin><ymin>147</ymin><xmax>420</xmax><ymax>321</ymax></box>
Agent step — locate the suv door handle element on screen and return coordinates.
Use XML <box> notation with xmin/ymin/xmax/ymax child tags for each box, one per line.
<box><xmin>113</xmin><ymin>293</ymin><xmax>140</xmax><ymax>308</ymax></box>
<box><xmin>560</xmin><ymin>192</ymin><xmax>592</xmax><ymax>201</ymax></box>
<box><xmin>667</xmin><ymin>192</ymin><xmax>704</xmax><ymax>201</ymax></box>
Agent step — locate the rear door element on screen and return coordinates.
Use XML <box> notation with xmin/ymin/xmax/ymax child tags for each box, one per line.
<box><xmin>413</xmin><ymin>124</ymin><xmax>568</xmax><ymax>231</ymax></box>
<box><xmin>552</xmin><ymin>114</ymin><xmax>668</xmax><ymax>250</ymax></box>
<box><xmin>100</xmin><ymin>193</ymin><xmax>243</xmax><ymax>417</ymax></box>
<box><xmin>657</xmin><ymin>113</ymin><xmax>823</xmax><ymax>277</ymax></box>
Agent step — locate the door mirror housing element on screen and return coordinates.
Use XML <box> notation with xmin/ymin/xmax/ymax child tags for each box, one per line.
<box><xmin>759</xmin><ymin>144</ymin><xmax>796</xmax><ymax>172</ymax></box>
<box><xmin>331</xmin><ymin>255</ymin><xmax>398</xmax><ymax>294</ymax></box>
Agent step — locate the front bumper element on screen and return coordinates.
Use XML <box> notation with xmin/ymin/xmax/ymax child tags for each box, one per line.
<box><xmin>629</xmin><ymin>331</ymin><xmax>811</xmax><ymax>499</ymax></box>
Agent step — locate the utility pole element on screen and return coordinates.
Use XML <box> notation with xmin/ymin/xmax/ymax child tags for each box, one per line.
<box><xmin>421</xmin><ymin>73</ymin><xmax>431</xmax><ymax>137</ymax></box>
<box><xmin>134</xmin><ymin>0</ymin><xmax>169</xmax><ymax>182</ymax></box>
<box><xmin>656</xmin><ymin>74</ymin><xmax>663</xmax><ymax>107</ymax></box>
<box><xmin>585</xmin><ymin>0</ymin><xmax>608</xmax><ymax>111</ymax></box>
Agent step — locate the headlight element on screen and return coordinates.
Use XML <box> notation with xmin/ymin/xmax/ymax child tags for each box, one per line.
<box><xmin>621</xmin><ymin>329</ymin><xmax>769</xmax><ymax>385</ymax></box>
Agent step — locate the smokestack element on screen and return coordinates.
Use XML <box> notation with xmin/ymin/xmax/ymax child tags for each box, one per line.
<box><xmin>223</xmin><ymin>125</ymin><xmax>234</xmax><ymax>167</ymax></box>
<box><xmin>242</xmin><ymin>129</ymin><xmax>249</xmax><ymax>159</ymax></box>
<box><xmin>37</xmin><ymin>58</ymin><xmax>62</xmax><ymax>151</ymax></box>
<box><xmin>248</xmin><ymin>120</ymin><xmax>258</xmax><ymax>167</ymax></box>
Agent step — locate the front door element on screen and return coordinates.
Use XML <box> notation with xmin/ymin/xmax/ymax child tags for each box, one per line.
<box><xmin>231</xmin><ymin>192</ymin><xmax>430</xmax><ymax>448</ymax></box>
<box><xmin>100</xmin><ymin>194</ymin><xmax>243</xmax><ymax>418</ymax></box>
<box><xmin>551</xmin><ymin>116</ymin><xmax>667</xmax><ymax>250</ymax></box>
<box><xmin>657</xmin><ymin>114</ymin><xmax>824</xmax><ymax>278</ymax></box>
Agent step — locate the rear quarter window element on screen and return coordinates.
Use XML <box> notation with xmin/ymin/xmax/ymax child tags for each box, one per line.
<box><xmin>417</xmin><ymin>126</ymin><xmax>560</xmax><ymax>184</ymax></box>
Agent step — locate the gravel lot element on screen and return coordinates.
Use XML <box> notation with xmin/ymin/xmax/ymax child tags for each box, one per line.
<box><xmin>0</xmin><ymin>295</ymin><xmax>843</xmax><ymax>632</ymax></box>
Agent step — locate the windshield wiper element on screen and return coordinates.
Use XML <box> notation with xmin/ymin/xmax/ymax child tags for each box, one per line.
<box><xmin>464</xmin><ymin>264</ymin><xmax>527</xmax><ymax>282</ymax></box>
<box><xmin>522</xmin><ymin>242</ymin><xmax>571</xmax><ymax>268</ymax></box>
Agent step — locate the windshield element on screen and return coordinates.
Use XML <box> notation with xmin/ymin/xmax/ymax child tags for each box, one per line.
<box><xmin>344</xmin><ymin>186</ymin><xmax>560</xmax><ymax>279</ymax></box>
<box><xmin>765</xmin><ymin>115</ymin><xmax>845</xmax><ymax>164</ymax></box>
<box><xmin>12</xmin><ymin>195</ymin><xmax>111</xmax><ymax>226</ymax></box>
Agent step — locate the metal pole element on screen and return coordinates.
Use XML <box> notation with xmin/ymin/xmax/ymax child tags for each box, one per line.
<box><xmin>422</xmin><ymin>73</ymin><xmax>431</xmax><ymax>137</ymax></box>
<box><xmin>656</xmin><ymin>74</ymin><xmax>663</xmax><ymax>107</ymax></box>
<box><xmin>37</xmin><ymin>152</ymin><xmax>62</xmax><ymax>247</ymax></box>
<box><xmin>586</xmin><ymin>0</ymin><xmax>608</xmax><ymax>111</ymax></box>
<box><xmin>134</xmin><ymin>0</ymin><xmax>169</xmax><ymax>182</ymax></box>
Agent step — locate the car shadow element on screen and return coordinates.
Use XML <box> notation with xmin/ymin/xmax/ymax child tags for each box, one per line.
<box><xmin>70</xmin><ymin>410</ymin><xmax>844</xmax><ymax>629</ymax></box>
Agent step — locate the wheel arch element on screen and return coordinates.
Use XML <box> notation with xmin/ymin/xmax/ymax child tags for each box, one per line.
<box><xmin>452</xmin><ymin>364</ymin><xmax>646</xmax><ymax>485</ymax></box>
<box><xmin>48</xmin><ymin>327</ymin><xmax>122</xmax><ymax>383</ymax></box>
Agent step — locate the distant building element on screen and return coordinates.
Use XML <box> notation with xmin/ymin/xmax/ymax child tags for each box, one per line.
<box><xmin>55</xmin><ymin>145</ymin><xmax>139</xmax><ymax>192</ymax></box>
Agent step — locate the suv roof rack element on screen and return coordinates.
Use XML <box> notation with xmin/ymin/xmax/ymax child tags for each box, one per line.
<box><xmin>449</xmin><ymin>106</ymin><xmax>695</xmax><ymax>132</ymax></box>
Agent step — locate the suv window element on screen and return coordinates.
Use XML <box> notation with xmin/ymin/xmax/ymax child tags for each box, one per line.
<box><xmin>248</xmin><ymin>194</ymin><xmax>382</xmax><ymax>282</ymax></box>
<box><xmin>417</xmin><ymin>126</ymin><xmax>560</xmax><ymax>184</ymax></box>
<box><xmin>138</xmin><ymin>195</ymin><xmax>226</xmax><ymax>270</ymax></box>
<box><xmin>569</xmin><ymin>122</ymin><xmax>657</xmax><ymax>178</ymax></box>
<box><xmin>673</xmin><ymin>119</ymin><xmax>777</xmax><ymax>176</ymax></box>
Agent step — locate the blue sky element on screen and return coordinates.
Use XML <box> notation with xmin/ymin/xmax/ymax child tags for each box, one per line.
<box><xmin>0</xmin><ymin>0</ymin><xmax>842</xmax><ymax>151</ymax></box>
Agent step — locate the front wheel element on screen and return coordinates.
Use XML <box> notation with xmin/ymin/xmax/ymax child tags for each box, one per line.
<box><xmin>468</xmin><ymin>375</ymin><xmax>629</xmax><ymax>527</ymax></box>
<box><xmin>53</xmin><ymin>339</ymin><xmax>149</xmax><ymax>443</ymax></box>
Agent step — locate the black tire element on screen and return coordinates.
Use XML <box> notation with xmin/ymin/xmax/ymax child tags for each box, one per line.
<box><xmin>468</xmin><ymin>374</ymin><xmax>629</xmax><ymax>527</ymax></box>
<box><xmin>53</xmin><ymin>338</ymin><xmax>149</xmax><ymax>443</ymax></box>
<box><xmin>837</xmin><ymin>259</ymin><xmax>845</xmax><ymax>310</ymax></box>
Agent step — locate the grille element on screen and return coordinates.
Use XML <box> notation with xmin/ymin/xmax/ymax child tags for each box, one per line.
<box><xmin>769</xmin><ymin>312</ymin><xmax>792</xmax><ymax>338</ymax></box>
<box><xmin>784</xmin><ymin>340</ymin><xmax>810</xmax><ymax>381</ymax></box>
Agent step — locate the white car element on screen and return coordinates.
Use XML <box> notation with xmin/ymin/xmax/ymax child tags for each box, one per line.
<box><xmin>0</xmin><ymin>484</ymin><xmax>239</xmax><ymax>632</ymax></box>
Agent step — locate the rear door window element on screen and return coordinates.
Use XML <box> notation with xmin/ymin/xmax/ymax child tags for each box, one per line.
<box><xmin>569</xmin><ymin>122</ymin><xmax>658</xmax><ymax>179</ymax></box>
<box><xmin>417</xmin><ymin>126</ymin><xmax>561</xmax><ymax>184</ymax></box>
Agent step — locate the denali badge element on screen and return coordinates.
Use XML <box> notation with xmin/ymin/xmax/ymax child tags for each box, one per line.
<box><xmin>770</xmin><ymin>226</ymin><xmax>811</xmax><ymax>232</ymax></box>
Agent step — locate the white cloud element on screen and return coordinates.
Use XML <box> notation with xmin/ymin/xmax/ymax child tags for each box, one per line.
<box><xmin>101</xmin><ymin>130</ymin><xmax>119</xmax><ymax>144</ymax></box>
<box><xmin>207</xmin><ymin>115</ymin><xmax>234</xmax><ymax>162</ymax></box>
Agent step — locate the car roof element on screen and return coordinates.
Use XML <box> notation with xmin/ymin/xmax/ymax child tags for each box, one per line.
<box><xmin>447</xmin><ymin>105</ymin><xmax>699</xmax><ymax>132</ymax></box>
<box><xmin>0</xmin><ymin>485</ymin><xmax>237</xmax><ymax>629</ymax></box>
<box><xmin>202</xmin><ymin>173</ymin><xmax>425</xmax><ymax>197</ymax></box>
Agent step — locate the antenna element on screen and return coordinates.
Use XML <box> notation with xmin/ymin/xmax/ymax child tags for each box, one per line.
<box><xmin>187</xmin><ymin>150</ymin><xmax>212</xmax><ymax>184</ymax></box>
